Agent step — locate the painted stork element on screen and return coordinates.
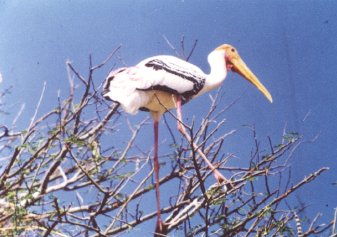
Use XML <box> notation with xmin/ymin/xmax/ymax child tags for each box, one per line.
<box><xmin>102</xmin><ymin>44</ymin><xmax>272</xmax><ymax>234</ymax></box>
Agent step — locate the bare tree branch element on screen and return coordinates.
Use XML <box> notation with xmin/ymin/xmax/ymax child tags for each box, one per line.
<box><xmin>0</xmin><ymin>43</ymin><xmax>333</xmax><ymax>237</ymax></box>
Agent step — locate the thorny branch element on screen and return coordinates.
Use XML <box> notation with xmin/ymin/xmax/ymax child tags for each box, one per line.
<box><xmin>0</xmin><ymin>44</ymin><xmax>334</xmax><ymax>237</ymax></box>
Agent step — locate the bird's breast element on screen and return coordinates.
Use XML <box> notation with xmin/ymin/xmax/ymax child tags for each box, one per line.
<box><xmin>140</xmin><ymin>90</ymin><xmax>178</xmax><ymax>114</ymax></box>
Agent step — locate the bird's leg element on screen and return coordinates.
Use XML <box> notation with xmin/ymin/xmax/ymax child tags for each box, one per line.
<box><xmin>175</xmin><ymin>96</ymin><xmax>231</xmax><ymax>186</ymax></box>
<box><xmin>151</xmin><ymin>112</ymin><xmax>166</xmax><ymax>235</ymax></box>
<box><xmin>154</xmin><ymin>119</ymin><xmax>162</xmax><ymax>223</ymax></box>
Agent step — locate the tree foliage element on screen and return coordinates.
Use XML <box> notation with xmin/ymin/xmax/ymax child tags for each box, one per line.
<box><xmin>0</xmin><ymin>44</ymin><xmax>335</xmax><ymax>237</ymax></box>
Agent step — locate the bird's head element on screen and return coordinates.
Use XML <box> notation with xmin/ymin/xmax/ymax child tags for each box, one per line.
<box><xmin>216</xmin><ymin>44</ymin><xmax>273</xmax><ymax>103</ymax></box>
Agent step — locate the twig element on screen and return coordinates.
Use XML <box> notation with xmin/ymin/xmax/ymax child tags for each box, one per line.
<box><xmin>28</xmin><ymin>81</ymin><xmax>47</xmax><ymax>130</ymax></box>
<box><xmin>103</xmin><ymin>166</ymin><xmax>153</xmax><ymax>235</ymax></box>
<box><xmin>12</xmin><ymin>103</ymin><xmax>25</xmax><ymax>126</ymax></box>
<box><xmin>186</xmin><ymin>39</ymin><xmax>198</xmax><ymax>61</ymax></box>
<box><xmin>91</xmin><ymin>44</ymin><xmax>122</xmax><ymax>71</ymax></box>
<box><xmin>66</xmin><ymin>61</ymin><xmax>88</xmax><ymax>86</ymax></box>
<box><xmin>162</xmin><ymin>35</ymin><xmax>181</xmax><ymax>57</ymax></box>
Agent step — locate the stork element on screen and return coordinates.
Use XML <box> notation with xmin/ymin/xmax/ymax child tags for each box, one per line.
<box><xmin>102</xmin><ymin>44</ymin><xmax>272</xmax><ymax>235</ymax></box>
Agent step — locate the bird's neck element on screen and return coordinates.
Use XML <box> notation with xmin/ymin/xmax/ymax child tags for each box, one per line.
<box><xmin>203</xmin><ymin>50</ymin><xmax>228</xmax><ymax>93</ymax></box>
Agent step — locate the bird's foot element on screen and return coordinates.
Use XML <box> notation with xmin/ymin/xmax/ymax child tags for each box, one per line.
<box><xmin>154</xmin><ymin>220</ymin><xmax>168</xmax><ymax>237</ymax></box>
<box><xmin>223</xmin><ymin>181</ymin><xmax>235</xmax><ymax>192</ymax></box>
<box><xmin>214</xmin><ymin>173</ymin><xmax>235</xmax><ymax>193</ymax></box>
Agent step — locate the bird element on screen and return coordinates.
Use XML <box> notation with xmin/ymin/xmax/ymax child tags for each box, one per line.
<box><xmin>102</xmin><ymin>44</ymin><xmax>272</xmax><ymax>235</ymax></box>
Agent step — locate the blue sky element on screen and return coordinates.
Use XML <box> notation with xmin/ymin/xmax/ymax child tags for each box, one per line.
<box><xmin>1</xmin><ymin>0</ymin><xmax>336</xmax><ymax>234</ymax></box>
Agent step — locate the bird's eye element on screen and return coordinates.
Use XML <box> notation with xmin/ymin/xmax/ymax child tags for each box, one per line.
<box><xmin>231</xmin><ymin>48</ymin><xmax>235</xmax><ymax>53</ymax></box>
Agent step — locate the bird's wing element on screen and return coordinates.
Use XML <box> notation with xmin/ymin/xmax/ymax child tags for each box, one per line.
<box><xmin>135</xmin><ymin>56</ymin><xmax>206</xmax><ymax>101</ymax></box>
<box><xmin>103</xmin><ymin>67</ymin><xmax>151</xmax><ymax>114</ymax></box>
<box><xmin>102</xmin><ymin>56</ymin><xmax>207</xmax><ymax>114</ymax></box>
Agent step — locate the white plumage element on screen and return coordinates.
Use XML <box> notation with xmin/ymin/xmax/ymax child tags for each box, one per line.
<box><xmin>103</xmin><ymin>45</ymin><xmax>272</xmax><ymax>117</ymax></box>
<box><xmin>103</xmin><ymin>55</ymin><xmax>207</xmax><ymax>115</ymax></box>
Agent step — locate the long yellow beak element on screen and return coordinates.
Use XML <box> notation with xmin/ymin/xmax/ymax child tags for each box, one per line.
<box><xmin>231</xmin><ymin>57</ymin><xmax>273</xmax><ymax>103</ymax></box>
<box><xmin>217</xmin><ymin>44</ymin><xmax>272</xmax><ymax>102</ymax></box>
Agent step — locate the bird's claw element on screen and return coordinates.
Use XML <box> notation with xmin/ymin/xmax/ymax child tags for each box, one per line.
<box><xmin>223</xmin><ymin>181</ymin><xmax>235</xmax><ymax>192</ymax></box>
<box><xmin>214</xmin><ymin>175</ymin><xmax>235</xmax><ymax>193</ymax></box>
<box><xmin>154</xmin><ymin>220</ymin><xmax>168</xmax><ymax>237</ymax></box>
